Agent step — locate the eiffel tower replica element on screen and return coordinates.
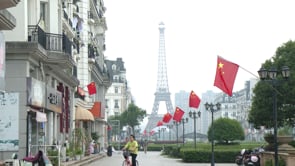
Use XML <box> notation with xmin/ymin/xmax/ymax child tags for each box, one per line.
<box><xmin>145</xmin><ymin>22</ymin><xmax>174</xmax><ymax>134</ymax></box>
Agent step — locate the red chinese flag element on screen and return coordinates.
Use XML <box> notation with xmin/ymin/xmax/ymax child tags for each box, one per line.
<box><xmin>189</xmin><ymin>90</ymin><xmax>201</xmax><ymax>109</ymax></box>
<box><xmin>214</xmin><ymin>56</ymin><xmax>239</xmax><ymax>96</ymax></box>
<box><xmin>157</xmin><ymin>121</ymin><xmax>163</xmax><ymax>126</ymax></box>
<box><xmin>149</xmin><ymin>130</ymin><xmax>155</xmax><ymax>136</ymax></box>
<box><xmin>173</xmin><ymin>107</ymin><xmax>185</xmax><ymax>122</ymax></box>
<box><xmin>162</xmin><ymin>113</ymin><xmax>172</xmax><ymax>123</ymax></box>
<box><xmin>87</xmin><ymin>82</ymin><xmax>97</xmax><ymax>95</ymax></box>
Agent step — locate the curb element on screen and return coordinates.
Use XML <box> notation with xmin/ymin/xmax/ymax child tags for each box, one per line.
<box><xmin>62</xmin><ymin>153</ymin><xmax>106</xmax><ymax>166</ymax></box>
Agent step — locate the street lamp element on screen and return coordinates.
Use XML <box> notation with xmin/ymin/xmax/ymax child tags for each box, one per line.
<box><xmin>173</xmin><ymin>120</ymin><xmax>180</xmax><ymax>145</ymax></box>
<box><xmin>161</xmin><ymin>127</ymin><xmax>166</xmax><ymax>141</ymax></box>
<box><xmin>181</xmin><ymin>118</ymin><xmax>189</xmax><ymax>145</ymax></box>
<box><xmin>189</xmin><ymin>110</ymin><xmax>201</xmax><ymax>149</ymax></box>
<box><xmin>204</xmin><ymin>102</ymin><xmax>221</xmax><ymax>166</ymax></box>
<box><xmin>258</xmin><ymin>65</ymin><xmax>290</xmax><ymax>166</ymax></box>
<box><xmin>110</xmin><ymin>120</ymin><xmax>120</xmax><ymax>150</ymax></box>
<box><xmin>158</xmin><ymin>129</ymin><xmax>161</xmax><ymax>139</ymax></box>
<box><xmin>167</xmin><ymin>124</ymin><xmax>173</xmax><ymax>141</ymax></box>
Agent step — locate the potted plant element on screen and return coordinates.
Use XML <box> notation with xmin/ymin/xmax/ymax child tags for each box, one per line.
<box><xmin>277</xmin><ymin>126</ymin><xmax>294</xmax><ymax>151</ymax></box>
<box><xmin>75</xmin><ymin>148</ymin><xmax>83</xmax><ymax>160</ymax></box>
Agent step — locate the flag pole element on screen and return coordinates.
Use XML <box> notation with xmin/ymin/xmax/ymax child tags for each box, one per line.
<box><xmin>238</xmin><ymin>65</ymin><xmax>259</xmax><ymax>79</ymax></box>
<box><xmin>238</xmin><ymin>64</ymin><xmax>283</xmax><ymax>96</ymax></box>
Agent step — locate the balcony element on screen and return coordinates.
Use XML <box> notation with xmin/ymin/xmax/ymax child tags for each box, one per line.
<box><xmin>0</xmin><ymin>9</ymin><xmax>16</xmax><ymax>30</ymax></box>
<box><xmin>28</xmin><ymin>25</ymin><xmax>75</xmax><ymax>69</ymax></box>
<box><xmin>88</xmin><ymin>44</ymin><xmax>97</xmax><ymax>59</ymax></box>
<box><xmin>62</xmin><ymin>10</ymin><xmax>75</xmax><ymax>38</ymax></box>
<box><xmin>0</xmin><ymin>0</ymin><xmax>20</xmax><ymax>10</ymax></box>
<box><xmin>88</xmin><ymin>11</ymin><xmax>95</xmax><ymax>24</ymax></box>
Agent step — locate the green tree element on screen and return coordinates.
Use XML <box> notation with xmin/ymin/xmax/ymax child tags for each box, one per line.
<box><xmin>248</xmin><ymin>40</ymin><xmax>295</xmax><ymax>129</ymax></box>
<box><xmin>207</xmin><ymin>118</ymin><xmax>245</xmax><ymax>143</ymax></box>
<box><xmin>113</xmin><ymin>103</ymin><xmax>146</xmax><ymax>134</ymax></box>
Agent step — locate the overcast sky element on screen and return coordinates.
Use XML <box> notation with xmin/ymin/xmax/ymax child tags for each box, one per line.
<box><xmin>104</xmin><ymin>0</ymin><xmax>295</xmax><ymax>115</ymax></box>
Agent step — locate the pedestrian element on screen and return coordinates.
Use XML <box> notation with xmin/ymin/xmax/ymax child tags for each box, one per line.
<box><xmin>143</xmin><ymin>139</ymin><xmax>148</xmax><ymax>154</ymax></box>
<box><xmin>122</xmin><ymin>134</ymin><xmax>138</xmax><ymax>166</ymax></box>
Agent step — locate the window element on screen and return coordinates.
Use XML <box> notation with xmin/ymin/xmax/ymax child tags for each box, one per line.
<box><xmin>113</xmin><ymin>75</ymin><xmax>119</xmax><ymax>82</ymax></box>
<box><xmin>115</xmin><ymin>87</ymin><xmax>118</xmax><ymax>93</ymax></box>
<box><xmin>40</xmin><ymin>2</ymin><xmax>48</xmax><ymax>30</ymax></box>
<box><xmin>114</xmin><ymin>100</ymin><xmax>119</xmax><ymax>108</ymax></box>
<box><xmin>105</xmin><ymin>99</ymin><xmax>108</xmax><ymax>108</ymax></box>
<box><xmin>112</xmin><ymin>64</ymin><xmax>116</xmax><ymax>71</ymax></box>
<box><xmin>224</xmin><ymin>112</ymin><xmax>228</xmax><ymax>118</ymax></box>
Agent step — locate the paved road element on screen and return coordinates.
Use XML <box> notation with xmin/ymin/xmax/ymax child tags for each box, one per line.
<box><xmin>89</xmin><ymin>151</ymin><xmax>237</xmax><ymax>166</ymax></box>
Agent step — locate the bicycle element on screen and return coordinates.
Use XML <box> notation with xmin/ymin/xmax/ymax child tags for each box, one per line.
<box><xmin>122</xmin><ymin>150</ymin><xmax>139</xmax><ymax>166</ymax></box>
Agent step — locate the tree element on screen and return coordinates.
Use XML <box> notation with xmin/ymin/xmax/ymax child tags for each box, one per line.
<box><xmin>248</xmin><ymin>40</ymin><xmax>295</xmax><ymax>129</ymax></box>
<box><xmin>118</xmin><ymin>103</ymin><xmax>146</xmax><ymax>134</ymax></box>
<box><xmin>207</xmin><ymin>118</ymin><xmax>245</xmax><ymax>143</ymax></box>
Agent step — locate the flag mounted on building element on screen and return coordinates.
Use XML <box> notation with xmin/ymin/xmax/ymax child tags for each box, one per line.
<box><xmin>87</xmin><ymin>82</ymin><xmax>97</xmax><ymax>95</ymax></box>
<box><xmin>214</xmin><ymin>56</ymin><xmax>239</xmax><ymax>96</ymax></box>
<box><xmin>162</xmin><ymin>113</ymin><xmax>172</xmax><ymax>123</ymax></box>
<box><xmin>173</xmin><ymin>107</ymin><xmax>185</xmax><ymax>122</ymax></box>
<box><xmin>189</xmin><ymin>90</ymin><xmax>201</xmax><ymax>109</ymax></box>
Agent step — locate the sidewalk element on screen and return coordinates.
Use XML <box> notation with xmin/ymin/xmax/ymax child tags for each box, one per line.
<box><xmin>61</xmin><ymin>152</ymin><xmax>106</xmax><ymax>166</ymax></box>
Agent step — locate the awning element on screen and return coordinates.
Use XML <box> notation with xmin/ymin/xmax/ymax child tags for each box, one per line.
<box><xmin>36</xmin><ymin>111</ymin><xmax>47</xmax><ymax>122</ymax></box>
<box><xmin>75</xmin><ymin>106</ymin><xmax>94</xmax><ymax>121</ymax></box>
<box><xmin>89</xmin><ymin>101</ymin><xmax>102</xmax><ymax>118</ymax></box>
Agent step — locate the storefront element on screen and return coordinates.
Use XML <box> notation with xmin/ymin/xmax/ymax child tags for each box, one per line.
<box><xmin>26</xmin><ymin>77</ymin><xmax>64</xmax><ymax>155</ymax></box>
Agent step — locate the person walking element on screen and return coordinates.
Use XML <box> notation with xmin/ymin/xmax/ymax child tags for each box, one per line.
<box><xmin>122</xmin><ymin>134</ymin><xmax>138</xmax><ymax>166</ymax></box>
<box><xmin>143</xmin><ymin>139</ymin><xmax>148</xmax><ymax>154</ymax></box>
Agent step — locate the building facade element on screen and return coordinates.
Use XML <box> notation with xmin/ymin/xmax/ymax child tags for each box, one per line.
<box><xmin>105</xmin><ymin>58</ymin><xmax>132</xmax><ymax>117</ymax></box>
<box><xmin>1</xmin><ymin>0</ymin><xmax>110</xmax><ymax>160</ymax></box>
<box><xmin>200</xmin><ymin>79</ymin><xmax>259</xmax><ymax>141</ymax></box>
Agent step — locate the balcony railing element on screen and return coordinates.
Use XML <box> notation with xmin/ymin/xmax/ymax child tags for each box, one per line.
<box><xmin>28</xmin><ymin>25</ymin><xmax>72</xmax><ymax>56</ymax></box>
<box><xmin>63</xmin><ymin>10</ymin><xmax>68</xmax><ymax>20</ymax></box>
<box><xmin>63</xmin><ymin>10</ymin><xmax>73</xmax><ymax>29</ymax></box>
<box><xmin>88</xmin><ymin>44</ymin><xmax>96</xmax><ymax>59</ymax></box>
<box><xmin>88</xmin><ymin>11</ymin><xmax>94</xmax><ymax>20</ymax></box>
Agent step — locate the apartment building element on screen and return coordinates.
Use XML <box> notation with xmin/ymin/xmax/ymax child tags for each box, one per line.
<box><xmin>105</xmin><ymin>58</ymin><xmax>132</xmax><ymax>117</ymax></box>
<box><xmin>1</xmin><ymin>0</ymin><xmax>110</xmax><ymax>160</ymax></box>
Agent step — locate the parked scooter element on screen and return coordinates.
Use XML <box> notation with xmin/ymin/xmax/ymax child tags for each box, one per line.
<box><xmin>235</xmin><ymin>147</ymin><xmax>264</xmax><ymax>166</ymax></box>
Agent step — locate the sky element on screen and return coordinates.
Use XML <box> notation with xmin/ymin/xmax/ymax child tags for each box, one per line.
<box><xmin>104</xmin><ymin>0</ymin><xmax>295</xmax><ymax>115</ymax></box>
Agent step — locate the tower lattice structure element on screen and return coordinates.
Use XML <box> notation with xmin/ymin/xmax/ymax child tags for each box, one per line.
<box><xmin>145</xmin><ymin>22</ymin><xmax>174</xmax><ymax>133</ymax></box>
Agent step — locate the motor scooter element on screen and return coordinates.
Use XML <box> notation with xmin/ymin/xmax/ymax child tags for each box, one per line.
<box><xmin>235</xmin><ymin>147</ymin><xmax>264</xmax><ymax>166</ymax></box>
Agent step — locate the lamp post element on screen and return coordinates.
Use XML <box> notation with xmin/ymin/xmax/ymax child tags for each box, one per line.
<box><xmin>189</xmin><ymin>110</ymin><xmax>201</xmax><ymax>149</ymax></box>
<box><xmin>173</xmin><ymin>121</ymin><xmax>180</xmax><ymax>146</ymax></box>
<box><xmin>110</xmin><ymin>120</ymin><xmax>120</xmax><ymax>150</ymax></box>
<box><xmin>205</xmin><ymin>102</ymin><xmax>221</xmax><ymax>166</ymax></box>
<box><xmin>158</xmin><ymin>129</ymin><xmax>161</xmax><ymax>139</ymax></box>
<box><xmin>258</xmin><ymin>66</ymin><xmax>290</xmax><ymax>166</ymax></box>
<box><xmin>167</xmin><ymin>124</ymin><xmax>173</xmax><ymax>141</ymax></box>
<box><xmin>181</xmin><ymin>118</ymin><xmax>189</xmax><ymax>145</ymax></box>
<box><xmin>161</xmin><ymin>127</ymin><xmax>166</xmax><ymax>141</ymax></box>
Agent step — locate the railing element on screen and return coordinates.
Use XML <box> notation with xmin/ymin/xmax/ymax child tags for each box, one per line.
<box><xmin>63</xmin><ymin>10</ymin><xmax>73</xmax><ymax>28</ymax></box>
<box><xmin>63</xmin><ymin>33</ymin><xmax>72</xmax><ymax>55</ymax></box>
<box><xmin>28</xmin><ymin>25</ymin><xmax>72</xmax><ymax>56</ymax></box>
<box><xmin>68</xmin><ymin>18</ymin><xmax>73</xmax><ymax>28</ymax></box>
<box><xmin>63</xmin><ymin>10</ymin><xmax>68</xmax><ymax>20</ymax></box>
<box><xmin>46</xmin><ymin>33</ymin><xmax>63</xmax><ymax>52</ymax></box>
<box><xmin>88</xmin><ymin>44</ymin><xmax>96</xmax><ymax>59</ymax></box>
<box><xmin>88</xmin><ymin>11</ymin><xmax>94</xmax><ymax>20</ymax></box>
